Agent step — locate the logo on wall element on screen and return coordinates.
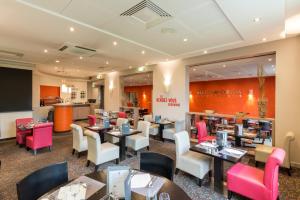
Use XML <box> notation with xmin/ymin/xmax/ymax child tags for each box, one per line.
<box><xmin>197</xmin><ymin>90</ymin><xmax>242</xmax><ymax>97</ymax></box>
<box><xmin>156</xmin><ymin>95</ymin><xmax>180</xmax><ymax>107</ymax></box>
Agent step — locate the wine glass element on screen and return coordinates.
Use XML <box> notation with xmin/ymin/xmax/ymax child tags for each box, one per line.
<box><xmin>159</xmin><ymin>192</ymin><xmax>170</xmax><ymax>200</ymax></box>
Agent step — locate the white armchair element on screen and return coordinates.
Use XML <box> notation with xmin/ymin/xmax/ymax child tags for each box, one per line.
<box><xmin>174</xmin><ymin>131</ymin><xmax>211</xmax><ymax>186</ymax></box>
<box><xmin>144</xmin><ymin>115</ymin><xmax>159</xmax><ymax>136</ymax></box>
<box><xmin>163</xmin><ymin>120</ymin><xmax>185</xmax><ymax>141</ymax></box>
<box><xmin>255</xmin><ymin>131</ymin><xmax>295</xmax><ymax>175</ymax></box>
<box><xmin>85</xmin><ymin>130</ymin><xmax>119</xmax><ymax>171</ymax></box>
<box><xmin>106</xmin><ymin>118</ymin><xmax>129</xmax><ymax>144</ymax></box>
<box><xmin>70</xmin><ymin>124</ymin><xmax>88</xmax><ymax>158</ymax></box>
<box><xmin>126</xmin><ymin>121</ymin><xmax>151</xmax><ymax>152</ymax></box>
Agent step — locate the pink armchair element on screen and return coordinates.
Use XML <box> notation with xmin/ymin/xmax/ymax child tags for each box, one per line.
<box><xmin>88</xmin><ymin>115</ymin><xmax>97</xmax><ymax>126</ymax></box>
<box><xmin>16</xmin><ymin>118</ymin><xmax>33</xmax><ymax>146</ymax></box>
<box><xmin>196</xmin><ymin>121</ymin><xmax>215</xmax><ymax>143</ymax></box>
<box><xmin>227</xmin><ymin>148</ymin><xmax>285</xmax><ymax>200</ymax></box>
<box><xmin>26</xmin><ymin>122</ymin><xmax>53</xmax><ymax>155</ymax></box>
<box><xmin>118</xmin><ymin>112</ymin><xmax>127</xmax><ymax>118</ymax></box>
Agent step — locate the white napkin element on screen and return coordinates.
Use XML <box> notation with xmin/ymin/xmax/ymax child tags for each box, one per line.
<box><xmin>197</xmin><ymin>142</ymin><xmax>218</xmax><ymax>148</ymax></box>
<box><xmin>57</xmin><ymin>183</ymin><xmax>86</xmax><ymax>200</ymax></box>
<box><xmin>131</xmin><ymin>174</ymin><xmax>151</xmax><ymax>188</ymax></box>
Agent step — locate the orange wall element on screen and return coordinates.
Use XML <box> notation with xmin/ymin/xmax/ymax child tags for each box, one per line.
<box><xmin>124</xmin><ymin>85</ymin><xmax>153</xmax><ymax>113</ymax></box>
<box><xmin>189</xmin><ymin>77</ymin><xmax>275</xmax><ymax>118</ymax></box>
<box><xmin>40</xmin><ymin>85</ymin><xmax>60</xmax><ymax>99</ymax></box>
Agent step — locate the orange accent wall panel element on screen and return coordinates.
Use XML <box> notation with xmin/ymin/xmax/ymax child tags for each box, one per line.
<box><xmin>124</xmin><ymin>85</ymin><xmax>153</xmax><ymax>113</ymax></box>
<box><xmin>54</xmin><ymin>105</ymin><xmax>73</xmax><ymax>132</ymax></box>
<box><xmin>40</xmin><ymin>85</ymin><xmax>60</xmax><ymax>98</ymax></box>
<box><xmin>189</xmin><ymin>77</ymin><xmax>275</xmax><ymax>118</ymax></box>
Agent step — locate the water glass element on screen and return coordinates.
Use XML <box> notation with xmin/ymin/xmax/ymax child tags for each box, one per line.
<box><xmin>159</xmin><ymin>192</ymin><xmax>170</xmax><ymax>200</ymax></box>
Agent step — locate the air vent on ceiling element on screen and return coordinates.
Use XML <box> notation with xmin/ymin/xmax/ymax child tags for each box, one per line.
<box><xmin>0</xmin><ymin>50</ymin><xmax>24</xmax><ymax>58</ymax></box>
<box><xmin>58</xmin><ymin>43</ymin><xmax>97</xmax><ymax>57</ymax></box>
<box><xmin>120</xmin><ymin>0</ymin><xmax>172</xmax><ymax>29</ymax></box>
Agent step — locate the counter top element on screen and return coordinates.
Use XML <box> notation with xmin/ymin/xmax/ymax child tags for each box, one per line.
<box><xmin>186</xmin><ymin>112</ymin><xmax>275</xmax><ymax>121</ymax></box>
<box><xmin>53</xmin><ymin>103</ymin><xmax>90</xmax><ymax>107</ymax></box>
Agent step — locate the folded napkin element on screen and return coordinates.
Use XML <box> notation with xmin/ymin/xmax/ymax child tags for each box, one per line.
<box><xmin>220</xmin><ymin>148</ymin><xmax>247</xmax><ymax>158</ymax></box>
<box><xmin>196</xmin><ymin>142</ymin><xmax>218</xmax><ymax>148</ymax></box>
<box><xmin>131</xmin><ymin>173</ymin><xmax>151</xmax><ymax>188</ymax></box>
<box><xmin>57</xmin><ymin>183</ymin><xmax>86</xmax><ymax>200</ymax></box>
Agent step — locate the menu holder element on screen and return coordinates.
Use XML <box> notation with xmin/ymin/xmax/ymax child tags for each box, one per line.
<box><xmin>220</xmin><ymin>147</ymin><xmax>247</xmax><ymax>158</ymax></box>
<box><xmin>122</xmin><ymin>123</ymin><xmax>130</xmax><ymax>134</ymax></box>
<box><xmin>103</xmin><ymin>118</ymin><xmax>110</xmax><ymax>128</ymax></box>
<box><xmin>107</xmin><ymin>166</ymin><xmax>130</xmax><ymax>199</ymax></box>
<box><xmin>154</xmin><ymin>115</ymin><xmax>161</xmax><ymax>123</ymax></box>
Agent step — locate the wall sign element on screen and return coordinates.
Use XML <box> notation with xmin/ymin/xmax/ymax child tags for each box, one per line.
<box><xmin>156</xmin><ymin>95</ymin><xmax>180</xmax><ymax>107</ymax></box>
<box><xmin>196</xmin><ymin>89</ymin><xmax>242</xmax><ymax>96</ymax></box>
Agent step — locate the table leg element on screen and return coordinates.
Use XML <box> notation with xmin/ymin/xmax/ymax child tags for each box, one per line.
<box><xmin>214</xmin><ymin>157</ymin><xmax>224</xmax><ymax>191</ymax></box>
<box><xmin>235</xmin><ymin>136</ymin><xmax>241</xmax><ymax>147</ymax></box>
<box><xmin>119</xmin><ymin>137</ymin><xmax>126</xmax><ymax>161</ymax></box>
<box><xmin>159</xmin><ymin>124</ymin><xmax>164</xmax><ymax>141</ymax></box>
<box><xmin>99</xmin><ymin>132</ymin><xmax>105</xmax><ymax>144</ymax></box>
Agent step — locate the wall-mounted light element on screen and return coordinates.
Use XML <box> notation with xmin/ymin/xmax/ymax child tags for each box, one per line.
<box><xmin>109</xmin><ymin>80</ymin><xmax>114</xmax><ymax>92</ymax></box>
<box><xmin>138</xmin><ymin>66</ymin><xmax>145</xmax><ymax>72</ymax></box>
<box><xmin>248</xmin><ymin>89</ymin><xmax>254</xmax><ymax>101</ymax></box>
<box><xmin>164</xmin><ymin>76</ymin><xmax>171</xmax><ymax>93</ymax></box>
<box><xmin>143</xmin><ymin>92</ymin><xmax>146</xmax><ymax>99</ymax></box>
<box><xmin>189</xmin><ymin>93</ymin><xmax>193</xmax><ymax>99</ymax></box>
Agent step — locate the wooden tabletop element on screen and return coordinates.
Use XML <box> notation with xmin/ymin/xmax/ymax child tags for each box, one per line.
<box><xmin>105</xmin><ymin>129</ymin><xmax>141</xmax><ymax>138</ymax></box>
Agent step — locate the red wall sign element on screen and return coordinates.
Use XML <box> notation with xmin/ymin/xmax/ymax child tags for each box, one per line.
<box><xmin>156</xmin><ymin>95</ymin><xmax>180</xmax><ymax>107</ymax></box>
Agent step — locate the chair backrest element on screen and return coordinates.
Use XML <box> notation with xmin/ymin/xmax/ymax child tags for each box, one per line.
<box><xmin>16</xmin><ymin>161</ymin><xmax>68</xmax><ymax>200</ymax></box>
<box><xmin>70</xmin><ymin>124</ymin><xmax>84</xmax><ymax>150</ymax></box>
<box><xmin>174</xmin><ymin>131</ymin><xmax>190</xmax><ymax>157</ymax></box>
<box><xmin>116</xmin><ymin>118</ymin><xmax>129</xmax><ymax>127</ymax></box>
<box><xmin>137</xmin><ymin>121</ymin><xmax>150</xmax><ymax>137</ymax></box>
<box><xmin>32</xmin><ymin>122</ymin><xmax>53</xmax><ymax>146</ymax></box>
<box><xmin>282</xmin><ymin>131</ymin><xmax>295</xmax><ymax>167</ymax></box>
<box><xmin>196</xmin><ymin>121</ymin><xmax>208</xmax><ymax>142</ymax></box>
<box><xmin>16</xmin><ymin>118</ymin><xmax>33</xmax><ymax>130</ymax></box>
<box><xmin>175</xmin><ymin>120</ymin><xmax>185</xmax><ymax>132</ymax></box>
<box><xmin>143</xmin><ymin>115</ymin><xmax>153</xmax><ymax>122</ymax></box>
<box><xmin>118</xmin><ymin>112</ymin><xmax>127</xmax><ymax>118</ymax></box>
<box><xmin>85</xmin><ymin>130</ymin><xmax>101</xmax><ymax>161</ymax></box>
<box><xmin>140</xmin><ymin>152</ymin><xmax>174</xmax><ymax>181</ymax></box>
<box><xmin>263</xmin><ymin>148</ymin><xmax>285</xmax><ymax>198</ymax></box>
<box><xmin>88</xmin><ymin>115</ymin><xmax>97</xmax><ymax>126</ymax></box>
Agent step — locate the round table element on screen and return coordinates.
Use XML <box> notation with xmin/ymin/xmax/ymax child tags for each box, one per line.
<box><xmin>82</xmin><ymin>170</ymin><xmax>191</xmax><ymax>200</ymax></box>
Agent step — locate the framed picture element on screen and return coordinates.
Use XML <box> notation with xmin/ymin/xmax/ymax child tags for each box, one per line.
<box><xmin>107</xmin><ymin>166</ymin><xmax>130</xmax><ymax>198</ymax></box>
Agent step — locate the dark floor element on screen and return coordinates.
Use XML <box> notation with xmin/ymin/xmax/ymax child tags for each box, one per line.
<box><xmin>0</xmin><ymin>131</ymin><xmax>299</xmax><ymax>200</ymax></box>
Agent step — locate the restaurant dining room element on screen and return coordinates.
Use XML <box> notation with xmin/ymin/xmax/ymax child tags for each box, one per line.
<box><xmin>0</xmin><ymin>0</ymin><xmax>300</xmax><ymax>200</ymax></box>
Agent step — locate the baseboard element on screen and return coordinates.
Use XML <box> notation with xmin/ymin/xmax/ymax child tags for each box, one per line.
<box><xmin>291</xmin><ymin>161</ymin><xmax>300</xmax><ymax>168</ymax></box>
<box><xmin>0</xmin><ymin>137</ymin><xmax>15</xmax><ymax>142</ymax></box>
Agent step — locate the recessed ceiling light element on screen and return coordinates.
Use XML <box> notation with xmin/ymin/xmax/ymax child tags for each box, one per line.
<box><xmin>141</xmin><ymin>50</ymin><xmax>145</xmax><ymax>55</ymax></box>
<box><xmin>203</xmin><ymin>50</ymin><xmax>208</xmax><ymax>54</ymax></box>
<box><xmin>54</xmin><ymin>66</ymin><xmax>58</xmax><ymax>70</ymax></box>
<box><xmin>262</xmin><ymin>38</ymin><xmax>267</xmax><ymax>42</ymax></box>
<box><xmin>138</xmin><ymin>66</ymin><xmax>145</xmax><ymax>72</ymax></box>
<box><xmin>183</xmin><ymin>38</ymin><xmax>188</xmax><ymax>42</ymax></box>
<box><xmin>193</xmin><ymin>68</ymin><xmax>196</xmax><ymax>71</ymax></box>
<box><xmin>79</xmin><ymin>56</ymin><xmax>83</xmax><ymax>60</ymax></box>
<box><xmin>238</xmin><ymin>72</ymin><xmax>241</xmax><ymax>75</ymax></box>
<box><xmin>129</xmin><ymin>66</ymin><xmax>132</xmax><ymax>69</ymax></box>
<box><xmin>253</xmin><ymin>17</ymin><xmax>261</xmax><ymax>23</ymax></box>
<box><xmin>43</xmin><ymin>49</ymin><xmax>48</xmax><ymax>53</ymax></box>
<box><xmin>113</xmin><ymin>41</ymin><xmax>118</xmax><ymax>46</ymax></box>
<box><xmin>106</xmin><ymin>61</ymin><xmax>109</xmax><ymax>65</ymax></box>
<box><xmin>69</xmin><ymin>27</ymin><xmax>75</xmax><ymax>32</ymax></box>
<box><xmin>223</xmin><ymin>64</ymin><xmax>226</xmax><ymax>68</ymax></box>
<box><xmin>280</xmin><ymin>31</ymin><xmax>286</xmax><ymax>38</ymax></box>
<box><xmin>55</xmin><ymin>60</ymin><xmax>60</xmax><ymax>63</ymax></box>
<box><xmin>76</xmin><ymin>69</ymin><xmax>80</xmax><ymax>72</ymax></box>
<box><xmin>165</xmin><ymin>59</ymin><xmax>169</xmax><ymax>61</ymax></box>
<box><xmin>268</xmin><ymin>58</ymin><xmax>272</xmax><ymax>62</ymax></box>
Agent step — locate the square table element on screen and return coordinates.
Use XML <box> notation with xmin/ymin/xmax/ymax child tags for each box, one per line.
<box><xmin>85</xmin><ymin>125</ymin><xmax>113</xmax><ymax>143</ymax></box>
<box><xmin>105</xmin><ymin>129</ymin><xmax>141</xmax><ymax>161</ymax></box>
<box><xmin>153</xmin><ymin>121</ymin><xmax>174</xmax><ymax>141</ymax></box>
<box><xmin>190</xmin><ymin>143</ymin><xmax>247</xmax><ymax>192</ymax></box>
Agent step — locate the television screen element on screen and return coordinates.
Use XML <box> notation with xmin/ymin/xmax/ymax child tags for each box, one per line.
<box><xmin>0</xmin><ymin>67</ymin><xmax>32</xmax><ymax>112</ymax></box>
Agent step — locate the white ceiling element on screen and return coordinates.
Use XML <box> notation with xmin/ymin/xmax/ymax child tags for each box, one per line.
<box><xmin>0</xmin><ymin>0</ymin><xmax>297</xmax><ymax>78</ymax></box>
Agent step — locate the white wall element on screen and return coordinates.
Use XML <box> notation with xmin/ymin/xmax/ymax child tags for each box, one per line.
<box><xmin>152</xmin><ymin>60</ymin><xmax>189</xmax><ymax>121</ymax></box>
<box><xmin>104</xmin><ymin>72</ymin><xmax>121</xmax><ymax>111</ymax></box>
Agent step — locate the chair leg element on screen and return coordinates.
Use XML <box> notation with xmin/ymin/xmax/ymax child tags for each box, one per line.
<box><xmin>33</xmin><ymin>150</ymin><xmax>37</xmax><ymax>155</ymax></box>
<box><xmin>255</xmin><ymin>161</ymin><xmax>259</xmax><ymax>167</ymax></box>
<box><xmin>287</xmin><ymin>167</ymin><xmax>292</xmax><ymax>176</ymax></box>
<box><xmin>26</xmin><ymin>147</ymin><xmax>30</xmax><ymax>151</ymax></box>
<box><xmin>147</xmin><ymin>146</ymin><xmax>150</xmax><ymax>151</ymax></box>
<box><xmin>116</xmin><ymin>158</ymin><xmax>120</xmax><ymax>164</ymax></box>
<box><xmin>72</xmin><ymin>149</ymin><xmax>75</xmax><ymax>155</ymax></box>
<box><xmin>197</xmin><ymin>178</ymin><xmax>202</xmax><ymax>187</ymax></box>
<box><xmin>208</xmin><ymin>170</ymin><xmax>212</xmax><ymax>177</ymax></box>
<box><xmin>228</xmin><ymin>190</ymin><xmax>233</xmax><ymax>199</ymax></box>
<box><xmin>175</xmin><ymin>168</ymin><xmax>179</xmax><ymax>175</ymax></box>
<box><xmin>48</xmin><ymin>146</ymin><xmax>52</xmax><ymax>152</ymax></box>
<box><xmin>86</xmin><ymin>160</ymin><xmax>90</xmax><ymax>167</ymax></box>
<box><xmin>77</xmin><ymin>152</ymin><xmax>80</xmax><ymax>158</ymax></box>
<box><xmin>95</xmin><ymin>164</ymin><xmax>100</xmax><ymax>172</ymax></box>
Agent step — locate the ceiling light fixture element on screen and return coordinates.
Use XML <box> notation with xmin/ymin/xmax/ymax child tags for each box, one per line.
<box><xmin>193</xmin><ymin>68</ymin><xmax>196</xmax><ymax>71</ymax></box>
<box><xmin>165</xmin><ymin>59</ymin><xmax>169</xmax><ymax>61</ymax></box>
<box><xmin>55</xmin><ymin>60</ymin><xmax>60</xmax><ymax>63</ymax></box>
<box><xmin>262</xmin><ymin>38</ymin><xmax>267</xmax><ymax>42</ymax></box>
<box><xmin>43</xmin><ymin>49</ymin><xmax>48</xmax><ymax>53</ymax></box>
<box><xmin>129</xmin><ymin>66</ymin><xmax>132</xmax><ymax>69</ymax></box>
<box><xmin>113</xmin><ymin>41</ymin><xmax>118</xmax><ymax>46</ymax></box>
<box><xmin>69</xmin><ymin>27</ymin><xmax>75</xmax><ymax>32</ymax></box>
<box><xmin>280</xmin><ymin>31</ymin><xmax>286</xmax><ymax>38</ymax></box>
<box><xmin>223</xmin><ymin>64</ymin><xmax>226</xmax><ymax>68</ymax></box>
<box><xmin>79</xmin><ymin>56</ymin><xmax>83</xmax><ymax>60</ymax></box>
<box><xmin>138</xmin><ymin>66</ymin><xmax>145</xmax><ymax>72</ymax></box>
<box><xmin>54</xmin><ymin>66</ymin><xmax>58</xmax><ymax>70</ymax></box>
<box><xmin>203</xmin><ymin>50</ymin><xmax>208</xmax><ymax>54</ymax></box>
<box><xmin>183</xmin><ymin>38</ymin><xmax>188</xmax><ymax>42</ymax></box>
<box><xmin>268</xmin><ymin>58</ymin><xmax>272</xmax><ymax>62</ymax></box>
<box><xmin>141</xmin><ymin>50</ymin><xmax>145</xmax><ymax>55</ymax></box>
<box><xmin>253</xmin><ymin>17</ymin><xmax>261</xmax><ymax>23</ymax></box>
<box><xmin>106</xmin><ymin>61</ymin><xmax>109</xmax><ymax>65</ymax></box>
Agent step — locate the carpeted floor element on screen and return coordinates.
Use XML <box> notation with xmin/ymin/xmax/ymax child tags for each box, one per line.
<box><xmin>0</xmin><ymin>129</ymin><xmax>299</xmax><ymax>200</ymax></box>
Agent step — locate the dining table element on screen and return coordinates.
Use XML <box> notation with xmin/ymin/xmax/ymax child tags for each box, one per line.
<box><xmin>39</xmin><ymin>169</ymin><xmax>191</xmax><ymax>200</ymax></box>
<box><xmin>153</xmin><ymin>120</ymin><xmax>174</xmax><ymax>141</ymax></box>
<box><xmin>105</xmin><ymin>129</ymin><xmax>141</xmax><ymax>161</ymax></box>
<box><xmin>190</xmin><ymin>143</ymin><xmax>247</xmax><ymax>193</ymax></box>
<box><xmin>85</xmin><ymin>125</ymin><xmax>113</xmax><ymax>143</ymax></box>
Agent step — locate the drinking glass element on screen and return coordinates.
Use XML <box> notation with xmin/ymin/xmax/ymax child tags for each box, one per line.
<box><xmin>159</xmin><ymin>192</ymin><xmax>170</xmax><ymax>200</ymax></box>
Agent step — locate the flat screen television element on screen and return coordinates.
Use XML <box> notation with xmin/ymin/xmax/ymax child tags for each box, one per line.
<box><xmin>0</xmin><ymin>67</ymin><xmax>32</xmax><ymax>112</ymax></box>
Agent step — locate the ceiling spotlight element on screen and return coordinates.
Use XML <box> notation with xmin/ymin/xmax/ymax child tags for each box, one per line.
<box><xmin>138</xmin><ymin>66</ymin><xmax>145</xmax><ymax>72</ymax></box>
<box><xmin>79</xmin><ymin>56</ymin><xmax>83</xmax><ymax>60</ymax></box>
<box><xmin>183</xmin><ymin>38</ymin><xmax>188</xmax><ymax>42</ymax></box>
<box><xmin>223</xmin><ymin>64</ymin><xmax>226</xmax><ymax>68</ymax></box>
<box><xmin>113</xmin><ymin>41</ymin><xmax>118</xmax><ymax>46</ymax></box>
<box><xmin>165</xmin><ymin>59</ymin><xmax>169</xmax><ymax>61</ymax></box>
<box><xmin>262</xmin><ymin>38</ymin><xmax>267</xmax><ymax>42</ymax></box>
<box><xmin>193</xmin><ymin>68</ymin><xmax>196</xmax><ymax>71</ymax></box>
<box><xmin>55</xmin><ymin>60</ymin><xmax>60</xmax><ymax>63</ymax></box>
<box><xmin>203</xmin><ymin>50</ymin><xmax>208</xmax><ymax>54</ymax></box>
<box><xmin>129</xmin><ymin>66</ymin><xmax>132</xmax><ymax>69</ymax></box>
<box><xmin>106</xmin><ymin>61</ymin><xmax>109</xmax><ymax>65</ymax></box>
<box><xmin>253</xmin><ymin>17</ymin><xmax>261</xmax><ymax>23</ymax></box>
<box><xmin>268</xmin><ymin>58</ymin><xmax>272</xmax><ymax>62</ymax></box>
<box><xmin>43</xmin><ymin>49</ymin><xmax>48</xmax><ymax>53</ymax></box>
<box><xmin>76</xmin><ymin>69</ymin><xmax>80</xmax><ymax>72</ymax></box>
<box><xmin>280</xmin><ymin>31</ymin><xmax>286</xmax><ymax>38</ymax></box>
<box><xmin>141</xmin><ymin>50</ymin><xmax>145</xmax><ymax>55</ymax></box>
<box><xmin>54</xmin><ymin>66</ymin><xmax>58</xmax><ymax>70</ymax></box>
<box><xmin>69</xmin><ymin>27</ymin><xmax>75</xmax><ymax>32</ymax></box>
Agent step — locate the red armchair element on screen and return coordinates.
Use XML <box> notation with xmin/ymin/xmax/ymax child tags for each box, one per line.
<box><xmin>118</xmin><ymin>112</ymin><xmax>127</xmax><ymax>118</ymax></box>
<box><xmin>227</xmin><ymin>148</ymin><xmax>285</xmax><ymax>200</ymax></box>
<box><xmin>88</xmin><ymin>115</ymin><xmax>97</xmax><ymax>126</ymax></box>
<box><xmin>196</xmin><ymin>121</ymin><xmax>215</xmax><ymax>143</ymax></box>
<box><xmin>26</xmin><ymin>122</ymin><xmax>53</xmax><ymax>155</ymax></box>
<box><xmin>16</xmin><ymin>118</ymin><xmax>33</xmax><ymax>146</ymax></box>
